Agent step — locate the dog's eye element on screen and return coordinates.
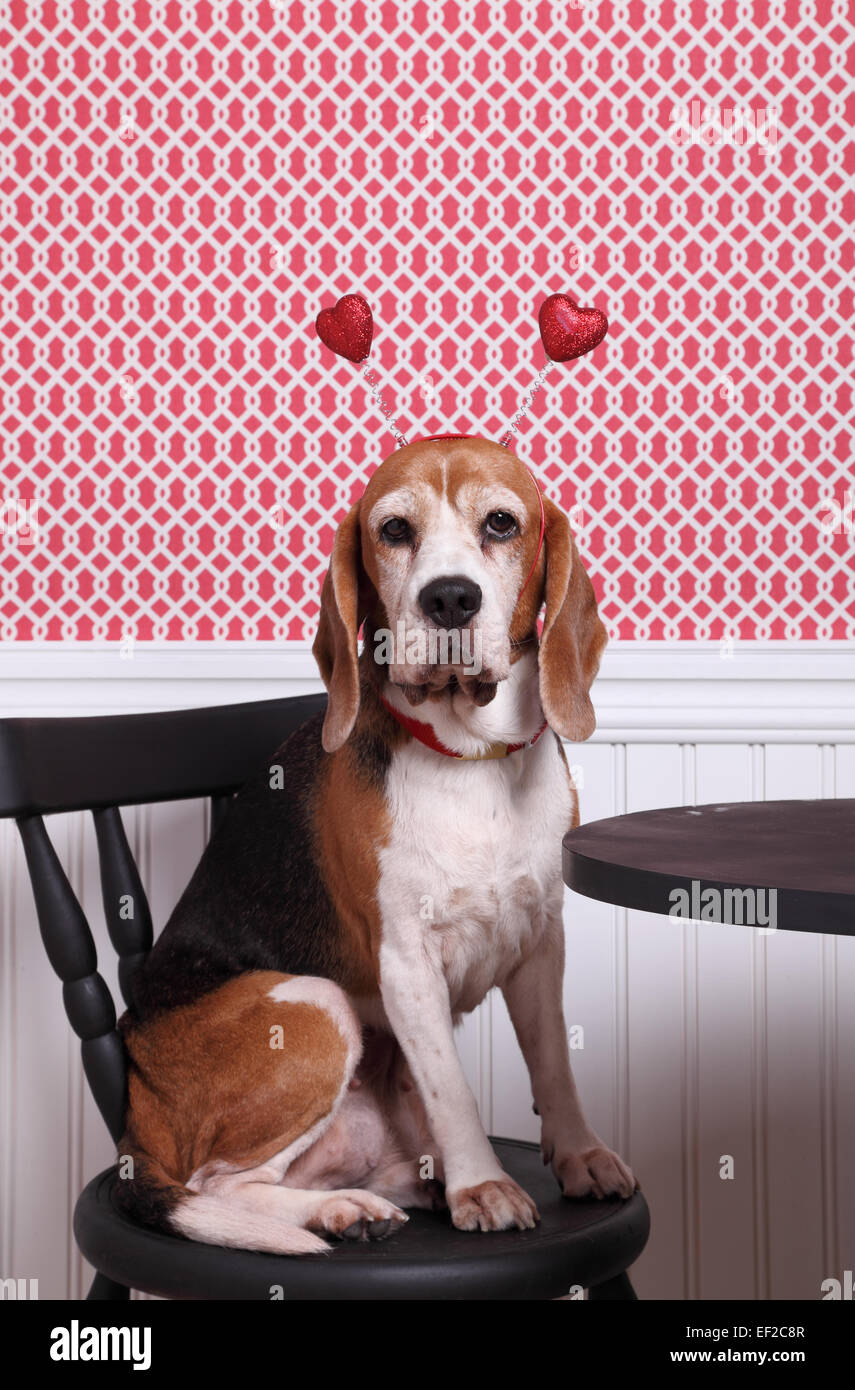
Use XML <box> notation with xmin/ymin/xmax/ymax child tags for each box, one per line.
<box><xmin>485</xmin><ymin>511</ymin><xmax>518</xmax><ymax>539</ymax></box>
<box><xmin>381</xmin><ymin>517</ymin><xmax>412</xmax><ymax>544</ymax></box>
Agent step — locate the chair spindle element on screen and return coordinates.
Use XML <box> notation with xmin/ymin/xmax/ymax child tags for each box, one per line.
<box><xmin>210</xmin><ymin>793</ymin><xmax>233</xmax><ymax>839</ymax></box>
<box><xmin>92</xmin><ymin>807</ymin><xmax>153</xmax><ymax>1007</ymax></box>
<box><xmin>16</xmin><ymin>815</ymin><xmax>127</xmax><ymax>1144</ymax></box>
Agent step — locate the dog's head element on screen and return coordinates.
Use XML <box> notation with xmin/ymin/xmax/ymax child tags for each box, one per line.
<box><xmin>312</xmin><ymin>436</ymin><xmax>607</xmax><ymax>752</ymax></box>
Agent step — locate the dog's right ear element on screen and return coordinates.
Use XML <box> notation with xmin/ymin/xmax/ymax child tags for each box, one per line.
<box><xmin>312</xmin><ymin>502</ymin><xmax>370</xmax><ymax>752</ymax></box>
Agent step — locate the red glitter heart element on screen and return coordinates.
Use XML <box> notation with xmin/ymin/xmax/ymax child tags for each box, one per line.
<box><xmin>538</xmin><ymin>294</ymin><xmax>608</xmax><ymax>362</ymax></box>
<box><xmin>315</xmin><ymin>293</ymin><xmax>374</xmax><ymax>363</ymax></box>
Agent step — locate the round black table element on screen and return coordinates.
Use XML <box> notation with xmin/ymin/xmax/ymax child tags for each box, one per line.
<box><xmin>563</xmin><ymin>799</ymin><xmax>855</xmax><ymax>936</ymax></box>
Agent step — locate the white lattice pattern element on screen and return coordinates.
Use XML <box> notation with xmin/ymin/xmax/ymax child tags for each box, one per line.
<box><xmin>1</xmin><ymin>0</ymin><xmax>852</xmax><ymax>641</ymax></box>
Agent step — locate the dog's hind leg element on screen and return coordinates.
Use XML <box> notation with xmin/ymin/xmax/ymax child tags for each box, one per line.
<box><xmin>180</xmin><ymin>1177</ymin><xmax>408</xmax><ymax>1250</ymax></box>
<box><xmin>120</xmin><ymin>970</ymin><xmax>405</xmax><ymax>1254</ymax></box>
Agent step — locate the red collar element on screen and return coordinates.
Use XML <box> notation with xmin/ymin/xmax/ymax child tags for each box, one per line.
<box><xmin>379</xmin><ymin>693</ymin><xmax>548</xmax><ymax>761</ymax></box>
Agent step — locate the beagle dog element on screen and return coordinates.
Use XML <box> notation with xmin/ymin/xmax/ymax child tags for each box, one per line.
<box><xmin>117</xmin><ymin>435</ymin><xmax>635</xmax><ymax>1254</ymax></box>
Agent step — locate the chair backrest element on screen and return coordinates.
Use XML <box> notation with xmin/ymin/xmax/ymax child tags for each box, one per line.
<box><xmin>0</xmin><ymin>693</ymin><xmax>327</xmax><ymax>1143</ymax></box>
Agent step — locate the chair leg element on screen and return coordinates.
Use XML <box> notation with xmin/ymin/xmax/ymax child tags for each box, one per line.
<box><xmin>87</xmin><ymin>1271</ymin><xmax>130</xmax><ymax>1301</ymax></box>
<box><xmin>588</xmin><ymin>1271</ymin><xmax>638</xmax><ymax>1301</ymax></box>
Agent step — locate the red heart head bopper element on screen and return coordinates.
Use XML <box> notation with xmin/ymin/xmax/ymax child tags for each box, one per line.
<box><xmin>498</xmin><ymin>293</ymin><xmax>609</xmax><ymax>446</ymax></box>
<box><xmin>315</xmin><ymin>293</ymin><xmax>374</xmax><ymax>363</ymax></box>
<box><xmin>538</xmin><ymin>293</ymin><xmax>609</xmax><ymax>362</ymax></box>
<box><xmin>315</xmin><ymin>294</ymin><xmax>408</xmax><ymax>445</ymax></box>
<box><xmin>312</xmin><ymin>291</ymin><xmax>609</xmax><ymax>450</ymax></box>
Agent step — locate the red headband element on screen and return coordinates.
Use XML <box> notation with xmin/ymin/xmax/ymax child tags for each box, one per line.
<box><xmin>313</xmin><ymin>294</ymin><xmax>606</xmax><ymax>601</ymax></box>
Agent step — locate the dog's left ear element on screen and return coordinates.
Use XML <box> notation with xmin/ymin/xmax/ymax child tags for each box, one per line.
<box><xmin>538</xmin><ymin>497</ymin><xmax>608</xmax><ymax>742</ymax></box>
<box><xmin>312</xmin><ymin>502</ymin><xmax>371</xmax><ymax>753</ymax></box>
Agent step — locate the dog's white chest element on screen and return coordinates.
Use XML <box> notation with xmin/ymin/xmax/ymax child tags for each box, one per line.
<box><xmin>377</xmin><ymin>734</ymin><xmax>573</xmax><ymax>1015</ymax></box>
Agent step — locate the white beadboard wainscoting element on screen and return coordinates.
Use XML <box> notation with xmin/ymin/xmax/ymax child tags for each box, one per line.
<box><xmin>1</xmin><ymin>641</ymin><xmax>853</xmax><ymax>1301</ymax></box>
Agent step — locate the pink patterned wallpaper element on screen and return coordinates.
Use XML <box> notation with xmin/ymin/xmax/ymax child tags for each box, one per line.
<box><xmin>1</xmin><ymin>1</ymin><xmax>852</xmax><ymax>642</ymax></box>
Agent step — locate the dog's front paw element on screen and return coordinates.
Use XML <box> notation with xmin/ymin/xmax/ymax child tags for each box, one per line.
<box><xmin>447</xmin><ymin>1176</ymin><xmax>539</xmax><ymax>1232</ymax></box>
<box><xmin>552</xmin><ymin>1145</ymin><xmax>636</xmax><ymax>1201</ymax></box>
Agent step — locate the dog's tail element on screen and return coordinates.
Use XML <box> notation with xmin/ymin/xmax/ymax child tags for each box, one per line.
<box><xmin>113</xmin><ymin>1145</ymin><xmax>329</xmax><ymax>1256</ymax></box>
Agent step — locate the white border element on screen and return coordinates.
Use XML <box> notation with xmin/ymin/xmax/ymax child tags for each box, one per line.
<box><xmin>0</xmin><ymin>640</ymin><xmax>853</xmax><ymax>741</ymax></box>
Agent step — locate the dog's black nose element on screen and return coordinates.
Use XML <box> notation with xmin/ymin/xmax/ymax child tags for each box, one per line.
<box><xmin>418</xmin><ymin>575</ymin><xmax>482</xmax><ymax>629</ymax></box>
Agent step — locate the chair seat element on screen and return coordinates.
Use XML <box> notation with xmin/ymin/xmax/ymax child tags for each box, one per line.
<box><xmin>74</xmin><ymin>1138</ymin><xmax>649</xmax><ymax>1300</ymax></box>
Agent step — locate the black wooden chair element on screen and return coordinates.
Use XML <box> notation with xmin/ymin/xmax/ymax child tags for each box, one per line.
<box><xmin>0</xmin><ymin>693</ymin><xmax>649</xmax><ymax>1300</ymax></box>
